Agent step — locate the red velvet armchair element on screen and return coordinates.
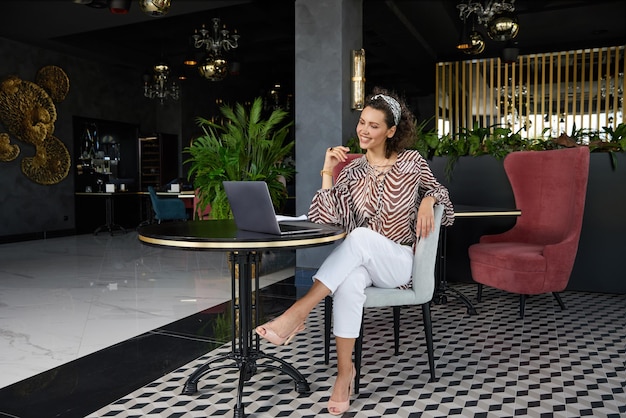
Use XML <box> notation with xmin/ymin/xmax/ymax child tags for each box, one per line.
<box><xmin>193</xmin><ymin>189</ymin><xmax>212</xmax><ymax>220</ymax></box>
<box><xmin>468</xmin><ymin>147</ymin><xmax>590</xmax><ymax>318</ymax></box>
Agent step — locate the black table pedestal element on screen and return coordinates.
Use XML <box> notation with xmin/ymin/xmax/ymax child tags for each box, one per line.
<box><xmin>94</xmin><ymin>194</ymin><xmax>126</xmax><ymax>235</ymax></box>
<box><xmin>432</xmin><ymin>206</ymin><xmax>522</xmax><ymax>315</ymax></box>
<box><xmin>433</xmin><ymin>227</ymin><xmax>478</xmax><ymax>315</ymax></box>
<box><xmin>181</xmin><ymin>251</ymin><xmax>310</xmax><ymax>417</ymax></box>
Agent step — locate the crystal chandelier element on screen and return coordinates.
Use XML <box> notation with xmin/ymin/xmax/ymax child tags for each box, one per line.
<box><xmin>600</xmin><ymin>72</ymin><xmax>624</xmax><ymax>111</ymax></box>
<box><xmin>143</xmin><ymin>62</ymin><xmax>180</xmax><ymax>104</ymax></box>
<box><xmin>457</xmin><ymin>0</ymin><xmax>519</xmax><ymax>45</ymax></box>
<box><xmin>191</xmin><ymin>18</ymin><xmax>240</xmax><ymax>81</ymax></box>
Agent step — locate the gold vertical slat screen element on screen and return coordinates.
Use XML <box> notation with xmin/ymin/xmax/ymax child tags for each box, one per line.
<box><xmin>436</xmin><ymin>45</ymin><xmax>625</xmax><ymax>140</ymax></box>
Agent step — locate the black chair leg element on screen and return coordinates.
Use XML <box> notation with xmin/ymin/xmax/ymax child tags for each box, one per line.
<box><xmin>354</xmin><ymin>321</ymin><xmax>364</xmax><ymax>394</ymax></box>
<box><xmin>392</xmin><ymin>306</ymin><xmax>400</xmax><ymax>355</ymax></box>
<box><xmin>552</xmin><ymin>292</ymin><xmax>566</xmax><ymax>310</ymax></box>
<box><xmin>477</xmin><ymin>283</ymin><xmax>483</xmax><ymax>302</ymax></box>
<box><xmin>421</xmin><ymin>303</ymin><xmax>436</xmax><ymax>382</ymax></box>
<box><xmin>519</xmin><ymin>294</ymin><xmax>526</xmax><ymax>318</ymax></box>
<box><xmin>326</xmin><ymin>300</ymin><xmax>364</xmax><ymax>394</ymax></box>
<box><xmin>324</xmin><ymin>296</ymin><xmax>332</xmax><ymax>365</ymax></box>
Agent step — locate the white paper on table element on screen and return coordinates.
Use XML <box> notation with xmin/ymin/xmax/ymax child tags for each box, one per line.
<box><xmin>275</xmin><ymin>214</ymin><xmax>308</xmax><ymax>222</ymax></box>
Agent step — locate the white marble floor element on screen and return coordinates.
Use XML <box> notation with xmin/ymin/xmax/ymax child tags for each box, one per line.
<box><xmin>0</xmin><ymin>232</ymin><xmax>294</xmax><ymax>389</ymax></box>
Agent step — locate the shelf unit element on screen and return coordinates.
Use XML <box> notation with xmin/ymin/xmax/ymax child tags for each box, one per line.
<box><xmin>138</xmin><ymin>133</ymin><xmax>178</xmax><ymax>191</ymax></box>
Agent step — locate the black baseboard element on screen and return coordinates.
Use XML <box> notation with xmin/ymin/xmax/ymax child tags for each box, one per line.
<box><xmin>0</xmin><ymin>229</ymin><xmax>76</xmax><ymax>244</ymax></box>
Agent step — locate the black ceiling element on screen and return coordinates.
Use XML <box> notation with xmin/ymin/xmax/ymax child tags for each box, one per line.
<box><xmin>1</xmin><ymin>0</ymin><xmax>624</xmax><ymax>100</ymax></box>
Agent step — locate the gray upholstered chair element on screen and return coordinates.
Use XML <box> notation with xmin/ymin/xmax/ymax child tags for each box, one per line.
<box><xmin>324</xmin><ymin>204</ymin><xmax>443</xmax><ymax>393</ymax></box>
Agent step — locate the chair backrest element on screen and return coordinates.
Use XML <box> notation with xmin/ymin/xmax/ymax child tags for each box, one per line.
<box><xmin>333</xmin><ymin>153</ymin><xmax>442</xmax><ymax>303</ymax></box>
<box><xmin>332</xmin><ymin>153</ymin><xmax>363</xmax><ymax>180</ymax></box>
<box><xmin>148</xmin><ymin>185</ymin><xmax>188</xmax><ymax>221</ymax></box>
<box><xmin>503</xmin><ymin>147</ymin><xmax>590</xmax><ymax>246</ymax></box>
<box><xmin>147</xmin><ymin>185</ymin><xmax>159</xmax><ymax>206</ymax></box>
<box><xmin>193</xmin><ymin>189</ymin><xmax>211</xmax><ymax>220</ymax></box>
<box><xmin>410</xmin><ymin>204</ymin><xmax>444</xmax><ymax>300</ymax></box>
<box><xmin>147</xmin><ymin>186</ymin><xmax>162</xmax><ymax>219</ymax></box>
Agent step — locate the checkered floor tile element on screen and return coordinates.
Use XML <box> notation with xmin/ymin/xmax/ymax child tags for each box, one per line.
<box><xmin>89</xmin><ymin>284</ymin><xmax>626</xmax><ymax>417</ymax></box>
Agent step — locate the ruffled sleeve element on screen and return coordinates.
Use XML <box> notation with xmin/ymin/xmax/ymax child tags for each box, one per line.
<box><xmin>307</xmin><ymin>158</ymin><xmax>365</xmax><ymax>233</ymax></box>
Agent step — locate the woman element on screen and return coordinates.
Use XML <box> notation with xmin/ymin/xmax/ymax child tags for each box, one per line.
<box><xmin>255</xmin><ymin>87</ymin><xmax>454</xmax><ymax>415</ymax></box>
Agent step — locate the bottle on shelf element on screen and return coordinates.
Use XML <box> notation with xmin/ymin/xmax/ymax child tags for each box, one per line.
<box><xmin>81</xmin><ymin>123</ymin><xmax>94</xmax><ymax>160</ymax></box>
<box><xmin>92</xmin><ymin>123</ymin><xmax>102</xmax><ymax>158</ymax></box>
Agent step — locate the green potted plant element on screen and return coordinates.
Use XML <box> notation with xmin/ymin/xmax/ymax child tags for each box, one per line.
<box><xmin>184</xmin><ymin>97</ymin><xmax>295</xmax><ymax>219</ymax></box>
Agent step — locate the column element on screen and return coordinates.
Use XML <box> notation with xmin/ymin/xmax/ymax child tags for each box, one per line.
<box><xmin>294</xmin><ymin>0</ymin><xmax>363</xmax><ymax>280</ymax></box>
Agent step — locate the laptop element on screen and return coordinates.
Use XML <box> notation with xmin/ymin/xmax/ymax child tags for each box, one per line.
<box><xmin>223</xmin><ymin>181</ymin><xmax>324</xmax><ymax>235</ymax></box>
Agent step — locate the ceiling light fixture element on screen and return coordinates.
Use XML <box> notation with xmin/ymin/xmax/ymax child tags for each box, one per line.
<box><xmin>76</xmin><ymin>0</ymin><xmax>107</xmax><ymax>8</ymax></box>
<box><xmin>197</xmin><ymin>56</ymin><xmax>229</xmax><ymax>82</ymax></box>
<box><xmin>108</xmin><ymin>0</ymin><xmax>131</xmax><ymax>14</ymax></box>
<box><xmin>502</xmin><ymin>41</ymin><xmax>520</xmax><ymax>63</ymax></box>
<box><xmin>487</xmin><ymin>12</ymin><xmax>519</xmax><ymax>41</ymax></box>
<box><xmin>457</xmin><ymin>0</ymin><xmax>519</xmax><ymax>49</ymax></box>
<box><xmin>143</xmin><ymin>62</ymin><xmax>180</xmax><ymax>104</ymax></box>
<box><xmin>456</xmin><ymin>17</ymin><xmax>473</xmax><ymax>51</ymax></box>
<box><xmin>456</xmin><ymin>16</ymin><xmax>485</xmax><ymax>55</ymax></box>
<box><xmin>138</xmin><ymin>0</ymin><xmax>171</xmax><ymax>17</ymax></box>
<box><xmin>191</xmin><ymin>18</ymin><xmax>240</xmax><ymax>81</ymax></box>
<box><xmin>457</xmin><ymin>0</ymin><xmax>516</xmax><ymax>27</ymax></box>
<box><xmin>465</xmin><ymin>30</ymin><xmax>486</xmax><ymax>55</ymax></box>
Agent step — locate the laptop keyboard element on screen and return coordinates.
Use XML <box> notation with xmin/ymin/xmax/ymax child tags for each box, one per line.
<box><xmin>278</xmin><ymin>223</ymin><xmax>311</xmax><ymax>232</ymax></box>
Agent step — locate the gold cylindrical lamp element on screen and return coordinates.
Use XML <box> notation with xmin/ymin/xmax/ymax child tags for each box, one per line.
<box><xmin>351</xmin><ymin>49</ymin><xmax>366</xmax><ymax>110</ymax></box>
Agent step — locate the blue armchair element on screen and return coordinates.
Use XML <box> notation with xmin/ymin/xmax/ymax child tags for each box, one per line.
<box><xmin>147</xmin><ymin>186</ymin><xmax>188</xmax><ymax>223</ymax></box>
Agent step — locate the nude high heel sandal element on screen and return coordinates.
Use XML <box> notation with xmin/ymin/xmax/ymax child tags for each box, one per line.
<box><xmin>327</xmin><ymin>365</ymin><xmax>356</xmax><ymax>415</ymax></box>
<box><xmin>255</xmin><ymin>321</ymin><xmax>305</xmax><ymax>346</ymax></box>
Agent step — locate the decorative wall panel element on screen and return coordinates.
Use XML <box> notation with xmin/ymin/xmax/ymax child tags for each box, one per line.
<box><xmin>436</xmin><ymin>45</ymin><xmax>625</xmax><ymax>140</ymax></box>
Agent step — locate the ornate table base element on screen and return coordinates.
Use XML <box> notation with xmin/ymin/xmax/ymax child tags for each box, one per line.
<box><xmin>181</xmin><ymin>251</ymin><xmax>310</xmax><ymax>418</ymax></box>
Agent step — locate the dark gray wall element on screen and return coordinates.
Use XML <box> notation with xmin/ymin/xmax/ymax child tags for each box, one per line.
<box><xmin>0</xmin><ymin>34</ymin><xmax>285</xmax><ymax>240</ymax></box>
<box><xmin>0</xmin><ymin>37</ymin><xmax>152</xmax><ymax>239</ymax></box>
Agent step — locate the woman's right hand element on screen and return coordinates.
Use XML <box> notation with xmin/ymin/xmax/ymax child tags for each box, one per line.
<box><xmin>323</xmin><ymin>146</ymin><xmax>350</xmax><ymax>171</ymax></box>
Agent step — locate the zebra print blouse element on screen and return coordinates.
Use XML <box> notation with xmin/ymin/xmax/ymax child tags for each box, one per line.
<box><xmin>308</xmin><ymin>150</ymin><xmax>454</xmax><ymax>248</ymax></box>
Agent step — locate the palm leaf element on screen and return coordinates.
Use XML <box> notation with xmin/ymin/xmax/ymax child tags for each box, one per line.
<box><xmin>184</xmin><ymin>97</ymin><xmax>295</xmax><ymax>219</ymax></box>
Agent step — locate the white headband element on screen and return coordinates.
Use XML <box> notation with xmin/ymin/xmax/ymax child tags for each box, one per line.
<box><xmin>371</xmin><ymin>94</ymin><xmax>401</xmax><ymax>126</ymax></box>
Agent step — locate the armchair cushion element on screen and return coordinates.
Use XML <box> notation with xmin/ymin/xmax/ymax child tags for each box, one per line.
<box><xmin>469</xmin><ymin>242</ymin><xmax>546</xmax><ymax>272</ymax></box>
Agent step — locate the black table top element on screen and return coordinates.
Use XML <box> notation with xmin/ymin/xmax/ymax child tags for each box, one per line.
<box><xmin>137</xmin><ymin>219</ymin><xmax>346</xmax><ymax>251</ymax></box>
<box><xmin>454</xmin><ymin>204</ymin><xmax>521</xmax><ymax>217</ymax></box>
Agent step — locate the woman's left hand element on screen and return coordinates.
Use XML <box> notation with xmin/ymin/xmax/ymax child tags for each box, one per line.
<box><xmin>416</xmin><ymin>197</ymin><xmax>436</xmax><ymax>238</ymax></box>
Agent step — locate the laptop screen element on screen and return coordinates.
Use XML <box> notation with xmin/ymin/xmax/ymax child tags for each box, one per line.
<box><xmin>223</xmin><ymin>181</ymin><xmax>322</xmax><ymax>235</ymax></box>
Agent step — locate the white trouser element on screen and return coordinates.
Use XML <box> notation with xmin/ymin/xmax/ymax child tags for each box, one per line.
<box><xmin>313</xmin><ymin>227</ymin><xmax>413</xmax><ymax>338</ymax></box>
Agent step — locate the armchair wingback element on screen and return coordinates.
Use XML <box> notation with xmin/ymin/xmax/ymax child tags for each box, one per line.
<box><xmin>468</xmin><ymin>147</ymin><xmax>590</xmax><ymax>317</ymax></box>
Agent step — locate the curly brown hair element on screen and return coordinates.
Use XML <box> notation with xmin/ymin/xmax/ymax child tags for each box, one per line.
<box><xmin>364</xmin><ymin>87</ymin><xmax>415</xmax><ymax>158</ymax></box>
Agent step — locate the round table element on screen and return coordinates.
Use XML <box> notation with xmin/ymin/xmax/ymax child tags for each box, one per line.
<box><xmin>138</xmin><ymin>219</ymin><xmax>345</xmax><ymax>418</ymax></box>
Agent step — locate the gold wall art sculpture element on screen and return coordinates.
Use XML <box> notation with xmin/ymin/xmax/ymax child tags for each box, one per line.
<box><xmin>0</xmin><ymin>132</ymin><xmax>19</xmax><ymax>161</ymax></box>
<box><xmin>0</xmin><ymin>65</ymin><xmax>71</xmax><ymax>185</ymax></box>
